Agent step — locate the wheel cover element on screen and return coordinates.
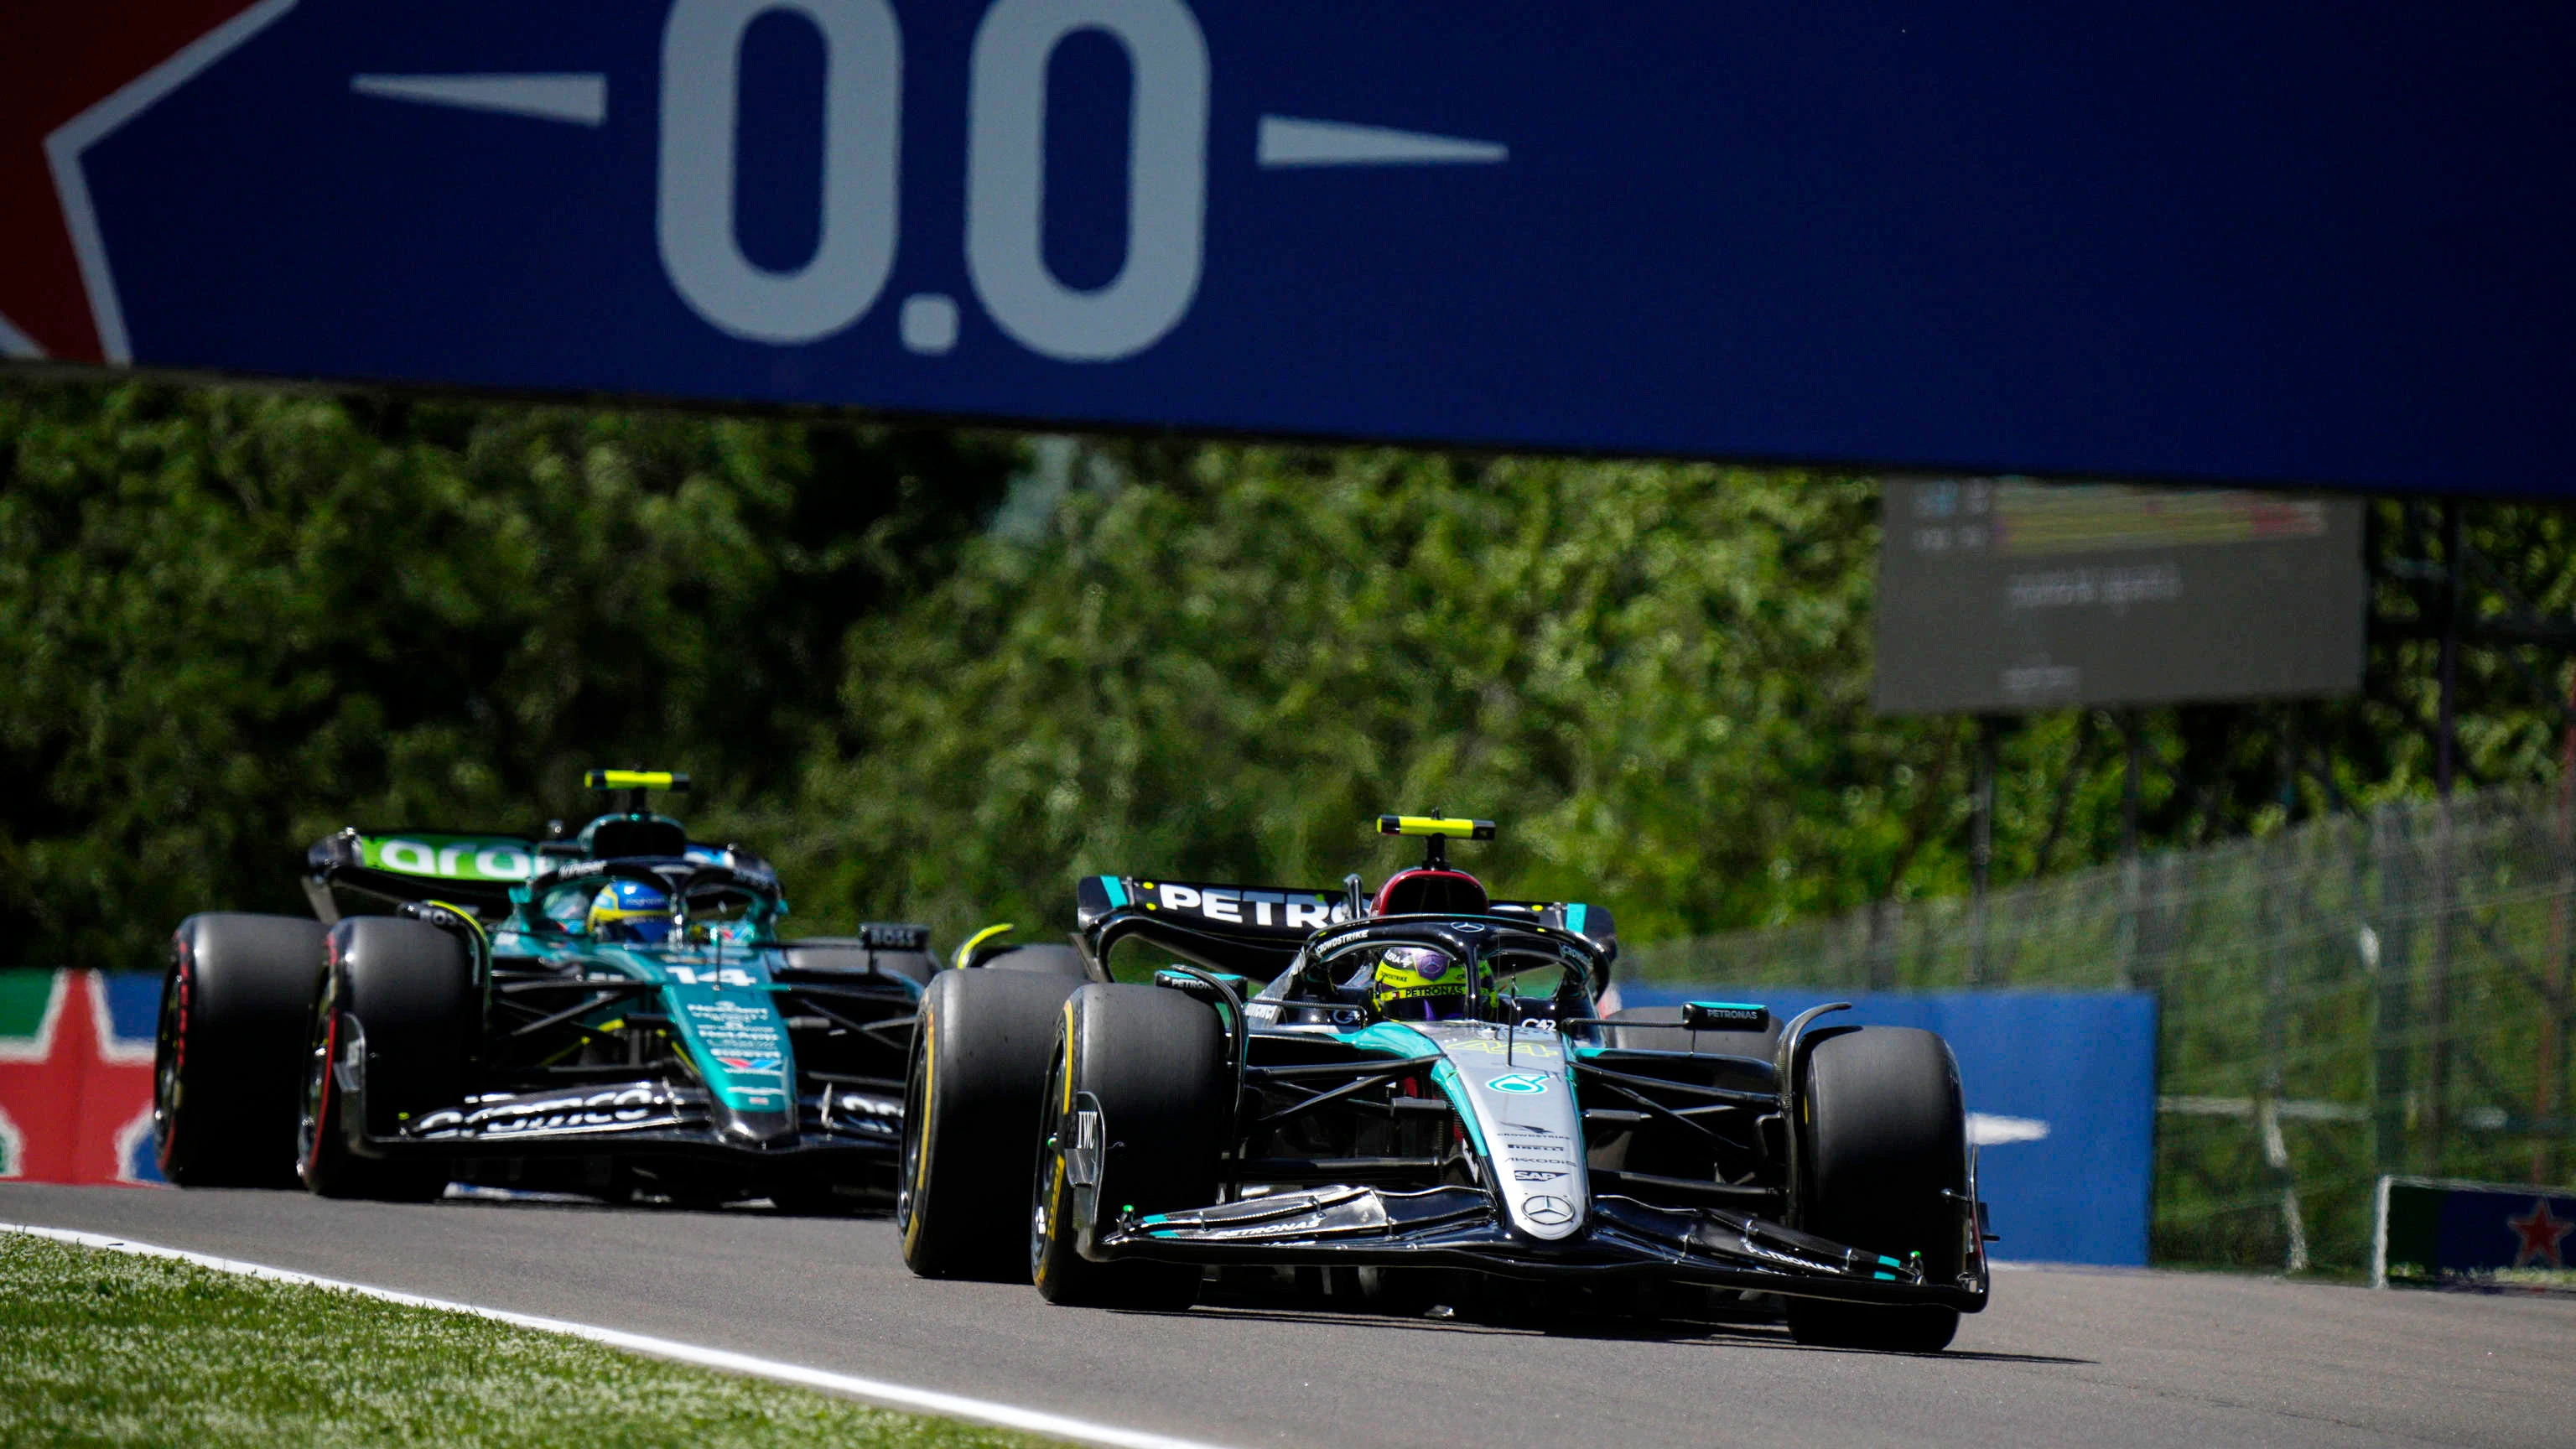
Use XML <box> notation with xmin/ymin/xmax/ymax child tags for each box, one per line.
<box><xmin>151</xmin><ymin>962</ymin><xmax>187</xmax><ymax>1167</ymax></box>
<box><xmin>1031</xmin><ymin>1051</ymin><xmax>1069</xmax><ymax>1278</ymax></box>
<box><xmin>895</xmin><ymin>1029</ymin><xmax>928</xmax><ymax>1236</ymax></box>
<box><xmin>295</xmin><ymin>991</ymin><xmax>335</xmax><ymax>1182</ymax></box>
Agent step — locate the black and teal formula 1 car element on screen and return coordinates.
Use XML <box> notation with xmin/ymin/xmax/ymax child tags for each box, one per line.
<box><xmin>153</xmin><ymin>771</ymin><xmax>941</xmax><ymax>1209</ymax></box>
<box><xmin>896</xmin><ymin>816</ymin><xmax>1992</xmax><ymax>1351</ymax></box>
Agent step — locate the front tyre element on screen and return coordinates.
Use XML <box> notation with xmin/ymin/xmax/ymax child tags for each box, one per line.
<box><xmin>297</xmin><ymin>917</ymin><xmax>472</xmax><ymax>1202</ymax></box>
<box><xmin>1786</xmin><ymin>1026</ymin><xmax>1967</xmax><ymax>1353</ymax></box>
<box><xmin>1031</xmin><ymin>983</ymin><xmax>1226</xmax><ymax>1309</ymax></box>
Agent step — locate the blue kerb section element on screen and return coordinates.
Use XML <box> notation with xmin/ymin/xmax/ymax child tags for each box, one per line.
<box><xmin>1565</xmin><ymin>904</ymin><xmax>1587</xmax><ymax>935</ymax></box>
<box><xmin>1101</xmin><ymin>876</ymin><xmax>1130</xmax><ymax>909</ymax></box>
<box><xmin>1616</xmin><ymin>984</ymin><xmax>2158</xmax><ymax>1266</ymax></box>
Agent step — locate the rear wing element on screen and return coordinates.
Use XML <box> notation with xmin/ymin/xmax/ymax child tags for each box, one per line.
<box><xmin>1072</xmin><ymin>873</ymin><xmax>1618</xmax><ymax>979</ymax></box>
<box><xmin>302</xmin><ymin>828</ymin><xmax>748</xmax><ymax>924</ymax></box>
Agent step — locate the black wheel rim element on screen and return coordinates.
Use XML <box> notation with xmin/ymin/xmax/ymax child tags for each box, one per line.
<box><xmin>152</xmin><ymin>962</ymin><xmax>185</xmax><ymax>1168</ymax></box>
<box><xmin>894</xmin><ymin>1029</ymin><xmax>927</xmax><ymax>1234</ymax></box>
<box><xmin>1031</xmin><ymin>1051</ymin><xmax>1068</xmax><ymax>1276</ymax></box>
<box><xmin>295</xmin><ymin>985</ymin><xmax>334</xmax><ymax>1181</ymax></box>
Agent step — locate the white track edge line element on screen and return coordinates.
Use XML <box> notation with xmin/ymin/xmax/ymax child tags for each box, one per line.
<box><xmin>2</xmin><ymin>1223</ymin><xmax>1239</xmax><ymax>1449</ymax></box>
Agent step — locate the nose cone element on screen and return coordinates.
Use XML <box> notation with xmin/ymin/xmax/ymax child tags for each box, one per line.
<box><xmin>1418</xmin><ymin>1021</ymin><xmax>1590</xmax><ymax>1241</ymax></box>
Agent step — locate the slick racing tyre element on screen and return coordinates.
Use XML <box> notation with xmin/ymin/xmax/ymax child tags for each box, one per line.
<box><xmin>984</xmin><ymin>944</ymin><xmax>1095</xmax><ymax>981</ymax></box>
<box><xmin>1787</xmin><ymin>1026</ymin><xmax>1967</xmax><ymax>1353</ymax></box>
<box><xmin>1031</xmin><ymin>983</ymin><xmax>1227</xmax><ymax>1310</ymax></box>
<box><xmin>299</xmin><ymin>917</ymin><xmax>474</xmax><ymax>1202</ymax></box>
<box><xmin>898</xmin><ymin>968</ymin><xmax>1086</xmax><ymax>1279</ymax></box>
<box><xmin>156</xmin><ymin>913</ymin><xmax>329</xmax><ymax>1187</ymax></box>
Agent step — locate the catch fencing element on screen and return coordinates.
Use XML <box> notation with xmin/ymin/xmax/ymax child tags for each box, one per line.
<box><xmin>1622</xmin><ymin>785</ymin><xmax>2576</xmax><ymax>1273</ymax></box>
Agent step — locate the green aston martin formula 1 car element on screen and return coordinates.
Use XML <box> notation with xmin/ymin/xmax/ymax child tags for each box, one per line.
<box><xmin>897</xmin><ymin>816</ymin><xmax>1992</xmax><ymax>1351</ymax></box>
<box><xmin>153</xmin><ymin>771</ymin><xmax>962</xmax><ymax>1208</ymax></box>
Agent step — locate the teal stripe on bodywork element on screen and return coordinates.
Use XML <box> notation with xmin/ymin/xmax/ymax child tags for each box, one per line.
<box><xmin>1565</xmin><ymin>903</ymin><xmax>1587</xmax><ymax>934</ymax></box>
<box><xmin>1347</xmin><ymin>1021</ymin><xmax>1436</xmax><ymax>1059</ymax></box>
<box><xmin>1429</xmin><ymin>1061</ymin><xmax>1489</xmax><ymax>1158</ymax></box>
<box><xmin>1102</xmin><ymin>875</ymin><xmax>1130</xmax><ymax>908</ymax></box>
<box><xmin>1345</xmin><ymin>1022</ymin><xmax>1490</xmax><ymax>1157</ymax></box>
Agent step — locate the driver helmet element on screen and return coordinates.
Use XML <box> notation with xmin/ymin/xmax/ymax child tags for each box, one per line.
<box><xmin>1370</xmin><ymin>944</ymin><xmax>1472</xmax><ymax>1022</ymax></box>
<box><xmin>587</xmin><ymin>879</ymin><xmax>673</xmax><ymax>945</ymax></box>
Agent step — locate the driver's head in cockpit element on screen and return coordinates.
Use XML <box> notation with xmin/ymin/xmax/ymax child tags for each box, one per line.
<box><xmin>587</xmin><ymin>878</ymin><xmax>673</xmax><ymax>945</ymax></box>
<box><xmin>1369</xmin><ymin>944</ymin><xmax>1473</xmax><ymax>1022</ymax></box>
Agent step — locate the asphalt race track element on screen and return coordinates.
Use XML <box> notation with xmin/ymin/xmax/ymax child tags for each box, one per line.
<box><xmin>7</xmin><ymin>1182</ymin><xmax>2568</xmax><ymax>1449</ymax></box>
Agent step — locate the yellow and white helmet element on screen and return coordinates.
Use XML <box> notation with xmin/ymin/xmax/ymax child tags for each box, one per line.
<box><xmin>1369</xmin><ymin>944</ymin><xmax>1471</xmax><ymax>1021</ymax></box>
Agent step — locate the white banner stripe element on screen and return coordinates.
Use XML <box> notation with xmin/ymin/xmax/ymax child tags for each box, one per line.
<box><xmin>1255</xmin><ymin>116</ymin><xmax>1507</xmax><ymax>168</ymax></box>
<box><xmin>2</xmin><ymin>1223</ymin><xmax>1239</xmax><ymax>1449</ymax></box>
<box><xmin>350</xmin><ymin>74</ymin><xmax>608</xmax><ymax>127</ymax></box>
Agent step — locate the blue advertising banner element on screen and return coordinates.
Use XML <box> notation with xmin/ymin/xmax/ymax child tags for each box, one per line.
<box><xmin>1612</xmin><ymin>984</ymin><xmax>2158</xmax><ymax>1266</ymax></box>
<box><xmin>2376</xmin><ymin>1177</ymin><xmax>2576</xmax><ymax>1291</ymax></box>
<box><xmin>8</xmin><ymin>3</ymin><xmax>2571</xmax><ymax>494</ymax></box>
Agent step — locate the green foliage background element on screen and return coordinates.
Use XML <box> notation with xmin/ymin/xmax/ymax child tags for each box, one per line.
<box><xmin>4</xmin><ymin>379</ymin><xmax>2571</xmax><ymax>970</ymax></box>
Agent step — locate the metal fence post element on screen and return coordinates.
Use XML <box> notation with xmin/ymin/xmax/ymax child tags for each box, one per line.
<box><xmin>2425</xmin><ymin>797</ymin><xmax>2454</xmax><ymax>1175</ymax></box>
<box><xmin>2370</xmin><ymin>802</ymin><xmax>2414</xmax><ymax>1176</ymax></box>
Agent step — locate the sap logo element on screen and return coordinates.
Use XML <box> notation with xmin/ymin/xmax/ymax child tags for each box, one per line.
<box><xmin>1513</xmin><ymin>1168</ymin><xmax>1568</xmax><ymax>1182</ymax></box>
<box><xmin>1150</xmin><ymin>884</ymin><xmax>1333</xmax><ymax>931</ymax></box>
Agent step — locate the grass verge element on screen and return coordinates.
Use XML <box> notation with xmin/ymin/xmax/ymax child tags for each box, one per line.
<box><xmin>0</xmin><ymin>1232</ymin><xmax>1057</xmax><ymax>1449</ymax></box>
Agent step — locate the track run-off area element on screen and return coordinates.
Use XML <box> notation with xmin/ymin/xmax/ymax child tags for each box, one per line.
<box><xmin>6</xmin><ymin>1183</ymin><xmax>2565</xmax><ymax>1449</ymax></box>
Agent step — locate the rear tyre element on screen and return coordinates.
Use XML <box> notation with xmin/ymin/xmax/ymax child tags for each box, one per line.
<box><xmin>1786</xmin><ymin>1026</ymin><xmax>1966</xmax><ymax>1353</ymax></box>
<box><xmin>985</xmin><ymin>944</ymin><xmax>1094</xmax><ymax>981</ymax></box>
<box><xmin>898</xmin><ymin>969</ymin><xmax>1086</xmax><ymax>1278</ymax></box>
<box><xmin>156</xmin><ymin>914</ymin><xmax>327</xmax><ymax>1187</ymax></box>
<box><xmin>1031</xmin><ymin>983</ymin><xmax>1227</xmax><ymax>1309</ymax></box>
<box><xmin>298</xmin><ymin>917</ymin><xmax>473</xmax><ymax>1202</ymax></box>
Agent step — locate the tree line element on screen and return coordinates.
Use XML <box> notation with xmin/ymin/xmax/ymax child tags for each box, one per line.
<box><xmin>3</xmin><ymin>378</ymin><xmax>2568</xmax><ymax>971</ymax></box>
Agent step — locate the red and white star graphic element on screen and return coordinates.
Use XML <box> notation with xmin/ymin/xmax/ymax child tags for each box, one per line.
<box><xmin>2507</xmin><ymin>1197</ymin><xmax>2575</xmax><ymax>1270</ymax></box>
<box><xmin>0</xmin><ymin>0</ymin><xmax>299</xmax><ymax>362</ymax></box>
<box><xmin>0</xmin><ymin>971</ymin><xmax>162</xmax><ymax>1187</ymax></box>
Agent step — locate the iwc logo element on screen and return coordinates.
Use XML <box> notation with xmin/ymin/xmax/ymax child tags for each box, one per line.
<box><xmin>1486</xmin><ymin>1072</ymin><xmax>1550</xmax><ymax>1094</ymax></box>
